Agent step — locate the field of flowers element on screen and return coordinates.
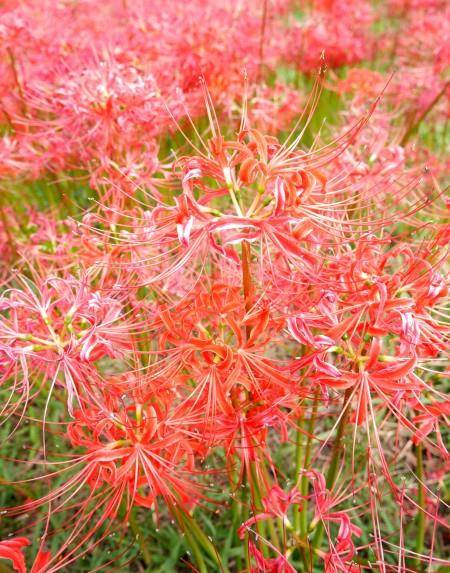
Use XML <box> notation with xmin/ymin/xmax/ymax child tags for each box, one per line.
<box><xmin>0</xmin><ymin>1</ymin><xmax>448</xmax><ymax>572</ymax></box>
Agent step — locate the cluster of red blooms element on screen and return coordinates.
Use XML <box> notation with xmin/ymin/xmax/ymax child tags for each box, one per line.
<box><xmin>1</xmin><ymin>0</ymin><xmax>447</xmax><ymax>188</ymax></box>
<box><xmin>0</xmin><ymin>1</ymin><xmax>448</xmax><ymax>572</ymax></box>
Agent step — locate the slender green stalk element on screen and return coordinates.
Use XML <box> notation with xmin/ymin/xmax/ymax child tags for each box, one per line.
<box><xmin>6</xmin><ymin>47</ymin><xmax>27</xmax><ymax>114</ymax></box>
<box><xmin>183</xmin><ymin>527</ymin><xmax>208</xmax><ymax>573</ymax></box>
<box><xmin>400</xmin><ymin>81</ymin><xmax>449</xmax><ymax>146</ymax></box>
<box><xmin>241</xmin><ymin>240</ymin><xmax>253</xmax><ymax>341</ymax></box>
<box><xmin>293</xmin><ymin>412</ymin><xmax>305</xmax><ymax>533</ymax></box>
<box><xmin>311</xmin><ymin>387</ymin><xmax>352</xmax><ymax>552</ymax></box>
<box><xmin>293</xmin><ymin>415</ymin><xmax>310</xmax><ymax>570</ymax></box>
<box><xmin>414</xmin><ymin>443</ymin><xmax>426</xmax><ymax>572</ymax></box>
<box><xmin>128</xmin><ymin>508</ymin><xmax>152</xmax><ymax>568</ymax></box>
<box><xmin>240</xmin><ymin>239</ymin><xmax>255</xmax><ymax>570</ymax></box>
<box><xmin>171</xmin><ymin>507</ymin><xmax>209</xmax><ymax>573</ymax></box>
<box><xmin>300</xmin><ymin>390</ymin><xmax>319</xmax><ymax>538</ymax></box>
<box><xmin>249</xmin><ymin>460</ymin><xmax>269</xmax><ymax>557</ymax></box>
<box><xmin>172</xmin><ymin>506</ymin><xmax>229</xmax><ymax>573</ymax></box>
<box><xmin>293</xmin><ymin>390</ymin><xmax>319</xmax><ymax>569</ymax></box>
<box><xmin>261</xmin><ymin>463</ymin><xmax>281</xmax><ymax>549</ymax></box>
<box><xmin>241</xmin><ymin>482</ymin><xmax>252</xmax><ymax>572</ymax></box>
<box><xmin>0</xmin><ymin>200</ymin><xmax>18</xmax><ymax>259</ymax></box>
<box><xmin>118</xmin><ymin>503</ymin><xmax>151</xmax><ymax>569</ymax></box>
<box><xmin>224</xmin><ymin>488</ymin><xmax>243</xmax><ymax>569</ymax></box>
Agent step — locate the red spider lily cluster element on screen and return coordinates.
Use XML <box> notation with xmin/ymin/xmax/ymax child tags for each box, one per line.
<box><xmin>0</xmin><ymin>1</ymin><xmax>448</xmax><ymax>572</ymax></box>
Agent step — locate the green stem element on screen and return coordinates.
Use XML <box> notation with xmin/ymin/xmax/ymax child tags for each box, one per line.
<box><xmin>241</xmin><ymin>240</ymin><xmax>253</xmax><ymax>343</ymax></box>
<box><xmin>293</xmin><ymin>412</ymin><xmax>305</xmax><ymax>534</ymax></box>
<box><xmin>128</xmin><ymin>508</ymin><xmax>152</xmax><ymax>568</ymax></box>
<box><xmin>173</xmin><ymin>507</ymin><xmax>229</xmax><ymax>573</ymax></box>
<box><xmin>261</xmin><ymin>464</ymin><xmax>281</xmax><ymax>549</ymax></box>
<box><xmin>238</xmin><ymin>240</ymin><xmax>255</xmax><ymax>570</ymax></box>
<box><xmin>300</xmin><ymin>390</ymin><xmax>319</xmax><ymax>538</ymax></box>
<box><xmin>0</xmin><ymin>201</ymin><xmax>18</xmax><ymax>260</ymax></box>
<box><xmin>184</xmin><ymin>528</ymin><xmax>208</xmax><ymax>573</ymax></box>
<box><xmin>414</xmin><ymin>443</ymin><xmax>426</xmax><ymax>572</ymax></box>
<box><xmin>240</xmin><ymin>478</ymin><xmax>252</xmax><ymax>572</ymax></box>
<box><xmin>292</xmin><ymin>390</ymin><xmax>319</xmax><ymax>570</ymax></box>
<box><xmin>249</xmin><ymin>460</ymin><xmax>269</xmax><ymax>557</ymax></box>
<box><xmin>400</xmin><ymin>81</ymin><xmax>449</xmax><ymax>146</ymax></box>
<box><xmin>224</xmin><ymin>488</ymin><xmax>242</xmax><ymax>570</ymax></box>
<box><xmin>311</xmin><ymin>388</ymin><xmax>352</xmax><ymax>552</ymax></box>
<box><xmin>172</xmin><ymin>507</ymin><xmax>208</xmax><ymax>573</ymax></box>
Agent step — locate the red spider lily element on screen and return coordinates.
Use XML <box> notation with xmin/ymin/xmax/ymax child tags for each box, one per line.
<box><xmin>238</xmin><ymin>485</ymin><xmax>302</xmax><ymax>535</ymax></box>
<box><xmin>0</xmin><ymin>537</ymin><xmax>51</xmax><ymax>573</ymax></box>
<box><xmin>3</xmin><ymin>395</ymin><xmax>207</xmax><ymax>570</ymax></box>
<box><xmin>243</xmin><ymin>83</ymin><xmax>304</xmax><ymax>135</ymax></box>
<box><xmin>0</xmin><ymin>273</ymin><xmax>133</xmax><ymax>418</ymax></box>
<box><xmin>66</xmin><ymin>398</ymin><xmax>204</xmax><ymax>512</ymax></box>
<box><xmin>412</xmin><ymin>399</ymin><xmax>450</xmax><ymax>455</ymax></box>
<box><xmin>306</xmin><ymin>471</ymin><xmax>362</xmax><ymax>572</ymax></box>
<box><xmin>237</xmin><ymin>486</ymin><xmax>301</xmax><ymax>573</ymax></box>
<box><xmin>0</xmin><ymin>537</ymin><xmax>29</xmax><ymax>573</ymax></box>
<box><xmin>0</xmin><ymin>0</ymin><xmax>292</xmax><ymax>183</ymax></box>
<box><xmin>29</xmin><ymin>550</ymin><xmax>51</xmax><ymax>573</ymax></box>
<box><xmin>205</xmin><ymin>396</ymin><xmax>291</xmax><ymax>486</ymax></box>
<box><xmin>286</xmin><ymin>0</ymin><xmax>376</xmax><ymax>72</ymax></box>
<box><xmin>153</xmin><ymin>290</ymin><xmax>293</xmax><ymax>416</ymax></box>
<box><xmin>90</xmin><ymin>74</ymin><xmax>420</xmax><ymax>290</ymax></box>
<box><xmin>246</xmin><ymin>542</ymin><xmax>297</xmax><ymax>573</ymax></box>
